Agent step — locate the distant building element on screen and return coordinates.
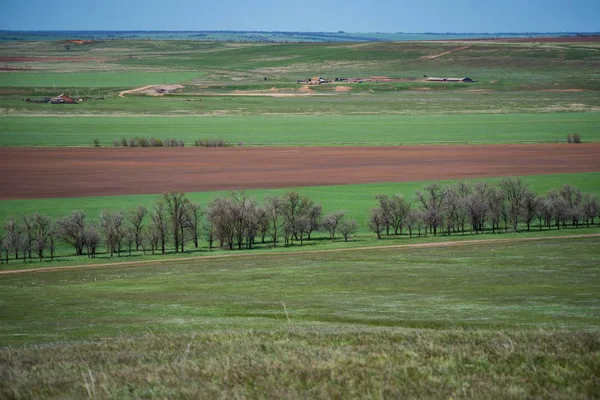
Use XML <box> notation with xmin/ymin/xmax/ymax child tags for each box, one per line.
<box><xmin>50</xmin><ymin>94</ymin><xmax>77</xmax><ymax>104</ymax></box>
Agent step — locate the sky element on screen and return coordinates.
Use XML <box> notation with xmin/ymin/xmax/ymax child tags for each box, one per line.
<box><xmin>1</xmin><ymin>0</ymin><xmax>599</xmax><ymax>33</ymax></box>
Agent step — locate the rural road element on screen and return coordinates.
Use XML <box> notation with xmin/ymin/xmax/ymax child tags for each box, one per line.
<box><xmin>1</xmin><ymin>233</ymin><xmax>598</xmax><ymax>276</ymax></box>
<box><xmin>1</xmin><ymin>144</ymin><xmax>600</xmax><ymax>199</ymax></box>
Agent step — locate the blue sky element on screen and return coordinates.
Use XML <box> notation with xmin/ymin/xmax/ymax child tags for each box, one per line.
<box><xmin>2</xmin><ymin>0</ymin><xmax>598</xmax><ymax>32</ymax></box>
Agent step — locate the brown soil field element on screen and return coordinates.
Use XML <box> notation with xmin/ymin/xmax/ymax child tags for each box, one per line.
<box><xmin>1</xmin><ymin>144</ymin><xmax>599</xmax><ymax>200</ymax></box>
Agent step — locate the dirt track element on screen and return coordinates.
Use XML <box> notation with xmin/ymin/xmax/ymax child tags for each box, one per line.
<box><xmin>1</xmin><ymin>144</ymin><xmax>599</xmax><ymax>200</ymax></box>
<box><xmin>1</xmin><ymin>233</ymin><xmax>598</xmax><ymax>276</ymax></box>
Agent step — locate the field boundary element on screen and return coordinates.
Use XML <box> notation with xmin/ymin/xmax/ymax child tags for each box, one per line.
<box><xmin>1</xmin><ymin>233</ymin><xmax>599</xmax><ymax>276</ymax></box>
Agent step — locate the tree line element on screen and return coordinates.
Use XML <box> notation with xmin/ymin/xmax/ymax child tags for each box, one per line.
<box><xmin>0</xmin><ymin>191</ymin><xmax>356</xmax><ymax>264</ymax></box>
<box><xmin>1</xmin><ymin>178</ymin><xmax>598</xmax><ymax>265</ymax></box>
<box><xmin>366</xmin><ymin>177</ymin><xmax>599</xmax><ymax>239</ymax></box>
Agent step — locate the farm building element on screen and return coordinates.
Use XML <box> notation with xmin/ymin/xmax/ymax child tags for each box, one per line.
<box><xmin>426</xmin><ymin>77</ymin><xmax>475</xmax><ymax>83</ymax></box>
<box><xmin>50</xmin><ymin>94</ymin><xmax>77</xmax><ymax>104</ymax></box>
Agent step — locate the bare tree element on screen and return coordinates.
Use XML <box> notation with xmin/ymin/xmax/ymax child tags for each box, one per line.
<box><xmin>535</xmin><ymin>196</ymin><xmax>553</xmax><ymax>230</ymax></box>
<box><xmin>30</xmin><ymin>213</ymin><xmax>53</xmax><ymax>261</ymax></box>
<box><xmin>306</xmin><ymin>204</ymin><xmax>322</xmax><ymax>240</ymax></box>
<box><xmin>294</xmin><ymin>215</ymin><xmax>311</xmax><ymax>246</ymax></box>
<box><xmin>547</xmin><ymin>190</ymin><xmax>569</xmax><ymax>229</ymax></box>
<box><xmin>280</xmin><ymin>191</ymin><xmax>315</xmax><ymax>241</ymax></box>
<box><xmin>184</xmin><ymin>202</ymin><xmax>203</xmax><ymax>249</ymax></box>
<box><xmin>416</xmin><ymin>183</ymin><xmax>445</xmax><ymax>236</ymax></box>
<box><xmin>581</xmin><ymin>194</ymin><xmax>599</xmax><ymax>227</ymax></box>
<box><xmin>376</xmin><ymin>194</ymin><xmax>410</xmax><ymax>236</ymax></box>
<box><xmin>58</xmin><ymin>211</ymin><xmax>87</xmax><ymax>256</ymax></box>
<box><xmin>367</xmin><ymin>208</ymin><xmax>386</xmax><ymax>239</ymax></box>
<box><xmin>264</xmin><ymin>196</ymin><xmax>284</xmax><ymax>247</ymax></box>
<box><xmin>403</xmin><ymin>209</ymin><xmax>422</xmax><ymax>238</ymax></box>
<box><xmin>321</xmin><ymin>211</ymin><xmax>345</xmax><ymax>242</ymax></box>
<box><xmin>150</xmin><ymin>201</ymin><xmax>168</xmax><ymax>254</ymax></box>
<box><xmin>100</xmin><ymin>210</ymin><xmax>126</xmax><ymax>257</ymax></box>
<box><xmin>466</xmin><ymin>184</ymin><xmax>489</xmax><ymax>234</ymax></box>
<box><xmin>128</xmin><ymin>206</ymin><xmax>147</xmax><ymax>251</ymax></box>
<box><xmin>560</xmin><ymin>185</ymin><xmax>582</xmax><ymax>227</ymax></box>
<box><xmin>486</xmin><ymin>186</ymin><xmax>505</xmax><ymax>233</ymax></box>
<box><xmin>84</xmin><ymin>224</ymin><xmax>101</xmax><ymax>258</ymax></box>
<box><xmin>22</xmin><ymin>215</ymin><xmax>35</xmax><ymax>261</ymax></box>
<box><xmin>521</xmin><ymin>189</ymin><xmax>538</xmax><ymax>231</ymax></box>
<box><xmin>500</xmin><ymin>177</ymin><xmax>528</xmax><ymax>232</ymax></box>
<box><xmin>3</xmin><ymin>218</ymin><xmax>22</xmax><ymax>260</ymax></box>
<box><xmin>339</xmin><ymin>219</ymin><xmax>358</xmax><ymax>242</ymax></box>
<box><xmin>164</xmin><ymin>192</ymin><xmax>189</xmax><ymax>253</ymax></box>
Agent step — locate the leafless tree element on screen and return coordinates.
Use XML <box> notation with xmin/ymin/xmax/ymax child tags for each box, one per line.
<box><xmin>280</xmin><ymin>191</ymin><xmax>315</xmax><ymax>241</ymax></box>
<box><xmin>559</xmin><ymin>185</ymin><xmax>583</xmax><ymax>227</ymax></box>
<box><xmin>367</xmin><ymin>208</ymin><xmax>386</xmax><ymax>239</ymax></box>
<box><xmin>264</xmin><ymin>196</ymin><xmax>284</xmax><ymax>247</ymax></box>
<box><xmin>321</xmin><ymin>211</ymin><xmax>345</xmax><ymax>242</ymax></box>
<box><xmin>100</xmin><ymin>210</ymin><xmax>126</xmax><ymax>257</ymax></box>
<box><xmin>3</xmin><ymin>218</ymin><xmax>22</xmax><ymax>260</ymax></box>
<box><xmin>30</xmin><ymin>213</ymin><xmax>53</xmax><ymax>261</ymax></box>
<box><xmin>128</xmin><ymin>206</ymin><xmax>147</xmax><ymax>251</ymax></box>
<box><xmin>164</xmin><ymin>192</ymin><xmax>189</xmax><ymax>253</ymax></box>
<box><xmin>535</xmin><ymin>196</ymin><xmax>553</xmax><ymax>230</ymax></box>
<box><xmin>416</xmin><ymin>183</ymin><xmax>444</xmax><ymax>236</ymax></box>
<box><xmin>306</xmin><ymin>204</ymin><xmax>322</xmax><ymax>240</ymax></box>
<box><xmin>58</xmin><ymin>211</ymin><xmax>87</xmax><ymax>256</ymax></box>
<box><xmin>84</xmin><ymin>224</ymin><xmax>101</xmax><ymax>258</ymax></box>
<box><xmin>184</xmin><ymin>202</ymin><xmax>203</xmax><ymax>249</ymax></box>
<box><xmin>581</xmin><ymin>194</ymin><xmax>599</xmax><ymax>227</ymax></box>
<box><xmin>521</xmin><ymin>189</ymin><xmax>538</xmax><ymax>231</ymax></box>
<box><xmin>22</xmin><ymin>215</ymin><xmax>34</xmax><ymax>261</ymax></box>
<box><xmin>243</xmin><ymin>203</ymin><xmax>267</xmax><ymax>249</ymax></box>
<box><xmin>547</xmin><ymin>190</ymin><xmax>569</xmax><ymax>229</ymax></box>
<box><xmin>376</xmin><ymin>194</ymin><xmax>410</xmax><ymax>236</ymax></box>
<box><xmin>500</xmin><ymin>177</ymin><xmax>529</xmax><ymax>232</ymax></box>
<box><xmin>150</xmin><ymin>201</ymin><xmax>168</xmax><ymax>254</ymax></box>
<box><xmin>339</xmin><ymin>219</ymin><xmax>358</xmax><ymax>242</ymax></box>
<box><xmin>294</xmin><ymin>215</ymin><xmax>311</xmax><ymax>246</ymax></box>
<box><xmin>466</xmin><ymin>183</ymin><xmax>490</xmax><ymax>234</ymax></box>
<box><xmin>486</xmin><ymin>186</ymin><xmax>505</xmax><ymax>233</ymax></box>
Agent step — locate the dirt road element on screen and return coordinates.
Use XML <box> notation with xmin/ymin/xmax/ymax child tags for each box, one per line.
<box><xmin>1</xmin><ymin>233</ymin><xmax>598</xmax><ymax>276</ymax></box>
<box><xmin>1</xmin><ymin>144</ymin><xmax>599</xmax><ymax>199</ymax></box>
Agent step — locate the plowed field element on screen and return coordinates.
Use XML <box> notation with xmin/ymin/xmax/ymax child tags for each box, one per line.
<box><xmin>1</xmin><ymin>144</ymin><xmax>599</xmax><ymax>199</ymax></box>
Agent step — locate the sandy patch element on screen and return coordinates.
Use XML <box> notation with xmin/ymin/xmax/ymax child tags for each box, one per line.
<box><xmin>541</xmin><ymin>89</ymin><xmax>586</xmax><ymax>92</ymax></box>
<box><xmin>119</xmin><ymin>84</ymin><xmax>184</xmax><ymax>98</ymax></box>
<box><xmin>420</xmin><ymin>46</ymin><xmax>470</xmax><ymax>60</ymax></box>
<box><xmin>335</xmin><ymin>86</ymin><xmax>352</xmax><ymax>92</ymax></box>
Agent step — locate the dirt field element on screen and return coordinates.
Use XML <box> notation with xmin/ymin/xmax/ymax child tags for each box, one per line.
<box><xmin>1</xmin><ymin>144</ymin><xmax>599</xmax><ymax>199</ymax></box>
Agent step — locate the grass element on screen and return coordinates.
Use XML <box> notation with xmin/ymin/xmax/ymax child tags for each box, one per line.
<box><xmin>1</xmin><ymin>329</ymin><xmax>598</xmax><ymax>399</ymax></box>
<box><xmin>0</xmin><ymin>237</ymin><xmax>599</xmax><ymax>398</ymax></box>
<box><xmin>1</xmin><ymin>237</ymin><xmax>599</xmax><ymax>344</ymax></box>
<box><xmin>1</xmin><ymin>112</ymin><xmax>599</xmax><ymax>147</ymax></box>
<box><xmin>0</xmin><ymin>72</ymin><xmax>204</xmax><ymax>88</ymax></box>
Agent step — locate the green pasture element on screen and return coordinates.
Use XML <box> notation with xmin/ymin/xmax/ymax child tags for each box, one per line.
<box><xmin>1</xmin><ymin>236</ymin><xmax>599</xmax><ymax>345</ymax></box>
<box><xmin>2</xmin><ymin>172</ymin><xmax>598</xmax><ymax>228</ymax></box>
<box><xmin>1</xmin><ymin>112</ymin><xmax>599</xmax><ymax>147</ymax></box>
<box><xmin>0</xmin><ymin>71</ymin><xmax>203</xmax><ymax>88</ymax></box>
<box><xmin>2</xmin><ymin>236</ymin><xmax>598</xmax><ymax>397</ymax></box>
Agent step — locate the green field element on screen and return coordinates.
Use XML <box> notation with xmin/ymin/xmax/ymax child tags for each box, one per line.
<box><xmin>0</xmin><ymin>238</ymin><xmax>598</xmax><ymax>397</ymax></box>
<box><xmin>0</xmin><ymin>72</ymin><xmax>204</xmax><ymax>88</ymax></box>
<box><xmin>2</xmin><ymin>113</ymin><xmax>599</xmax><ymax>146</ymax></box>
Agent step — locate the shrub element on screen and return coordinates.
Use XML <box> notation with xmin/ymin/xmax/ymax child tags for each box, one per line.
<box><xmin>112</xmin><ymin>140</ymin><xmax>120</xmax><ymax>147</ymax></box>
<box><xmin>567</xmin><ymin>133</ymin><xmax>572</xmax><ymax>143</ymax></box>
<box><xmin>573</xmin><ymin>133</ymin><xmax>582</xmax><ymax>143</ymax></box>
<box><xmin>193</xmin><ymin>138</ymin><xmax>233</xmax><ymax>147</ymax></box>
<box><xmin>120</xmin><ymin>138</ymin><xmax>128</xmax><ymax>147</ymax></box>
<box><xmin>92</xmin><ymin>138</ymin><xmax>101</xmax><ymax>148</ymax></box>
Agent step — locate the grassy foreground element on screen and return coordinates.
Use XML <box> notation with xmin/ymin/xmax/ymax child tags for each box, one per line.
<box><xmin>0</xmin><ymin>237</ymin><xmax>599</xmax><ymax>398</ymax></box>
<box><xmin>1</xmin><ymin>329</ymin><xmax>598</xmax><ymax>399</ymax></box>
